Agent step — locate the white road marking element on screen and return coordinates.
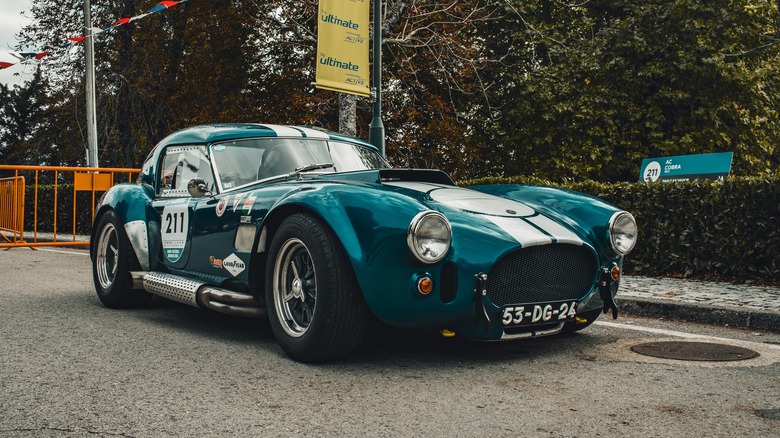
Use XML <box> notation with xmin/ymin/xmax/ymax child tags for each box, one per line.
<box><xmin>38</xmin><ymin>248</ymin><xmax>90</xmax><ymax>256</ymax></box>
<box><xmin>595</xmin><ymin>320</ymin><xmax>780</xmax><ymax>351</ymax></box>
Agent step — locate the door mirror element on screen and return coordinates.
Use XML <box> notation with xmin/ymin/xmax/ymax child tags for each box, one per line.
<box><xmin>187</xmin><ymin>178</ymin><xmax>211</xmax><ymax>198</ymax></box>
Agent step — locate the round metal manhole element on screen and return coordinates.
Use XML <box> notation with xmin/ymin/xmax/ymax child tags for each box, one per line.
<box><xmin>630</xmin><ymin>341</ymin><xmax>760</xmax><ymax>362</ymax></box>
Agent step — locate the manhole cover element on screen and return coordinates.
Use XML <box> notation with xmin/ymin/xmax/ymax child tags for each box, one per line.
<box><xmin>630</xmin><ymin>341</ymin><xmax>760</xmax><ymax>361</ymax></box>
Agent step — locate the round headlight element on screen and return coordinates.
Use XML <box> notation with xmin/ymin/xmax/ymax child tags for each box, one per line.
<box><xmin>609</xmin><ymin>211</ymin><xmax>637</xmax><ymax>255</ymax></box>
<box><xmin>407</xmin><ymin>211</ymin><xmax>452</xmax><ymax>264</ymax></box>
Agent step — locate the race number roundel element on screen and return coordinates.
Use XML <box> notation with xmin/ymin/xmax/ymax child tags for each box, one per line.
<box><xmin>644</xmin><ymin>161</ymin><xmax>661</xmax><ymax>182</ymax></box>
<box><xmin>162</xmin><ymin>199</ymin><xmax>189</xmax><ymax>262</ymax></box>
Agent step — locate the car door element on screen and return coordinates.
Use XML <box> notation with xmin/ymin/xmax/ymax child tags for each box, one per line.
<box><xmin>152</xmin><ymin>145</ymin><xmax>215</xmax><ymax>270</ymax></box>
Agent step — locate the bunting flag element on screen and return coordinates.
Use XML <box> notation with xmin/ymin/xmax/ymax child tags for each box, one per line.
<box><xmin>0</xmin><ymin>0</ymin><xmax>187</xmax><ymax>71</ymax></box>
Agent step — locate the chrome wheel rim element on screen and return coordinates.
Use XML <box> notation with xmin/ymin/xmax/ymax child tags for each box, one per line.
<box><xmin>273</xmin><ymin>238</ymin><xmax>317</xmax><ymax>338</ymax></box>
<box><xmin>96</xmin><ymin>223</ymin><xmax>119</xmax><ymax>290</ymax></box>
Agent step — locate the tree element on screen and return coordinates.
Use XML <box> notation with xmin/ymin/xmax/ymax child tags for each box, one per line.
<box><xmin>249</xmin><ymin>0</ymin><xmax>502</xmax><ymax>177</ymax></box>
<box><xmin>0</xmin><ymin>68</ymin><xmax>51</xmax><ymax>165</ymax></box>
<box><xmin>478</xmin><ymin>0</ymin><xmax>780</xmax><ymax>182</ymax></box>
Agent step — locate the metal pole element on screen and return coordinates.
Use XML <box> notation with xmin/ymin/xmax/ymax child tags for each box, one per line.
<box><xmin>368</xmin><ymin>0</ymin><xmax>385</xmax><ymax>156</ymax></box>
<box><xmin>84</xmin><ymin>0</ymin><xmax>99</xmax><ymax>167</ymax></box>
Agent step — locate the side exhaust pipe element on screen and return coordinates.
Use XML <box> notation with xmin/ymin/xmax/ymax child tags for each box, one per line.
<box><xmin>131</xmin><ymin>271</ymin><xmax>266</xmax><ymax>318</ymax></box>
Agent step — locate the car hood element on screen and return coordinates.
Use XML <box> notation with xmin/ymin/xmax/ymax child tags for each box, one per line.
<box><xmin>377</xmin><ymin>179</ymin><xmax>587</xmax><ymax>248</ymax></box>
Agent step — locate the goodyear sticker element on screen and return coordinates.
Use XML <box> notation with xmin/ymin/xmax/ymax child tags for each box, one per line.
<box><xmin>223</xmin><ymin>253</ymin><xmax>246</xmax><ymax>277</ymax></box>
<box><xmin>216</xmin><ymin>197</ymin><xmax>228</xmax><ymax>217</ymax></box>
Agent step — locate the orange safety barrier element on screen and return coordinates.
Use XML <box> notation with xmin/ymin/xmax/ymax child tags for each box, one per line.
<box><xmin>0</xmin><ymin>176</ymin><xmax>26</xmax><ymax>245</ymax></box>
<box><xmin>0</xmin><ymin>165</ymin><xmax>140</xmax><ymax>250</ymax></box>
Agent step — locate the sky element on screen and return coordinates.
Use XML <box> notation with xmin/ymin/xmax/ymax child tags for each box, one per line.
<box><xmin>0</xmin><ymin>0</ymin><xmax>34</xmax><ymax>86</ymax></box>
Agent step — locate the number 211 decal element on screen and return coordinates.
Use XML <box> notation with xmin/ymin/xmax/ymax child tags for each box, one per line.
<box><xmin>161</xmin><ymin>199</ymin><xmax>189</xmax><ymax>262</ymax></box>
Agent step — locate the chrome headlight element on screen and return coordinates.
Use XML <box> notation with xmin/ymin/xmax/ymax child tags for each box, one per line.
<box><xmin>609</xmin><ymin>211</ymin><xmax>638</xmax><ymax>255</ymax></box>
<box><xmin>407</xmin><ymin>211</ymin><xmax>451</xmax><ymax>264</ymax></box>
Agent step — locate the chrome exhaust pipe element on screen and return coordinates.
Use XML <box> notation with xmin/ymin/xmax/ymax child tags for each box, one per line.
<box><xmin>132</xmin><ymin>271</ymin><xmax>266</xmax><ymax>318</ymax></box>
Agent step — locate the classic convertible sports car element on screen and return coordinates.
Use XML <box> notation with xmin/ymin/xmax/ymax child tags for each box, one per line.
<box><xmin>91</xmin><ymin>123</ymin><xmax>637</xmax><ymax>362</ymax></box>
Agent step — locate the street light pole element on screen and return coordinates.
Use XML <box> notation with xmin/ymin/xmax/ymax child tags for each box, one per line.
<box><xmin>84</xmin><ymin>0</ymin><xmax>99</xmax><ymax>167</ymax></box>
<box><xmin>368</xmin><ymin>0</ymin><xmax>385</xmax><ymax>156</ymax></box>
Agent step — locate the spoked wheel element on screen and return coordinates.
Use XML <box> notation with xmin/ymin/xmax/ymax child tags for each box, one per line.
<box><xmin>266</xmin><ymin>213</ymin><xmax>367</xmax><ymax>362</ymax></box>
<box><xmin>273</xmin><ymin>238</ymin><xmax>317</xmax><ymax>337</ymax></box>
<box><xmin>92</xmin><ymin>210</ymin><xmax>152</xmax><ymax>308</ymax></box>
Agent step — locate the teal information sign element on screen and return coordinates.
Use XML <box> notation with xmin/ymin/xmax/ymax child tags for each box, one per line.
<box><xmin>640</xmin><ymin>152</ymin><xmax>733</xmax><ymax>183</ymax></box>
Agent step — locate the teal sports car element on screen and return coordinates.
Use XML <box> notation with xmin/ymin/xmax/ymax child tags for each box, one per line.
<box><xmin>90</xmin><ymin>124</ymin><xmax>637</xmax><ymax>362</ymax></box>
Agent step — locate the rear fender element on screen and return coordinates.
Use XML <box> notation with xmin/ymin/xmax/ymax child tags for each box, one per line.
<box><xmin>92</xmin><ymin>183</ymin><xmax>159</xmax><ymax>271</ymax></box>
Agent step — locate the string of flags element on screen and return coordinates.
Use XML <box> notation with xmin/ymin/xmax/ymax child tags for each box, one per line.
<box><xmin>0</xmin><ymin>0</ymin><xmax>188</xmax><ymax>71</ymax></box>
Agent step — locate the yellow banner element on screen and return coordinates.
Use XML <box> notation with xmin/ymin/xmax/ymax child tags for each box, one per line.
<box><xmin>315</xmin><ymin>0</ymin><xmax>370</xmax><ymax>97</ymax></box>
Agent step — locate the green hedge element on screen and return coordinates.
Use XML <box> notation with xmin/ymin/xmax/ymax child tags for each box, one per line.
<box><xmin>21</xmin><ymin>184</ymin><xmax>98</xmax><ymax>235</ymax></box>
<box><xmin>18</xmin><ymin>177</ymin><xmax>780</xmax><ymax>282</ymax></box>
<box><xmin>460</xmin><ymin>176</ymin><xmax>780</xmax><ymax>282</ymax></box>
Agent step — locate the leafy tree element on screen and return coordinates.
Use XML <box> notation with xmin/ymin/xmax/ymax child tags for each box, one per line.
<box><xmin>479</xmin><ymin>0</ymin><xmax>780</xmax><ymax>182</ymax></box>
<box><xmin>0</xmin><ymin>68</ymin><xmax>51</xmax><ymax>165</ymax></box>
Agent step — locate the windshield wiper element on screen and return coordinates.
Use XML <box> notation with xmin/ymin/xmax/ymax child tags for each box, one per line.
<box><xmin>295</xmin><ymin>162</ymin><xmax>334</xmax><ymax>173</ymax></box>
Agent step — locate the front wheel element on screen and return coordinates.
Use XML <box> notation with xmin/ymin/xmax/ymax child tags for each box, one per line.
<box><xmin>265</xmin><ymin>213</ymin><xmax>367</xmax><ymax>362</ymax></box>
<box><xmin>92</xmin><ymin>210</ymin><xmax>152</xmax><ymax>308</ymax></box>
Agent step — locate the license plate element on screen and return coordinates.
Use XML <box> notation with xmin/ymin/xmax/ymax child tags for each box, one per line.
<box><xmin>500</xmin><ymin>301</ymin><xmax>578</xmax><ymax>327</ymax></box>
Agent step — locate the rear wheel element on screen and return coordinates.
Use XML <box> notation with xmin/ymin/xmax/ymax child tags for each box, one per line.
<box><xmin>266</xmin><ymin>213</ymin><xmax>367</xmax><ymax>362</ymax></box>
<box><xmin>92</xmin><ymin>210</ymin><xmax>152</xmax><ymax>308</ymax></box>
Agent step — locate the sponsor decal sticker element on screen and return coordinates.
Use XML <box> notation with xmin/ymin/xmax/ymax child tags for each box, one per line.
<box><xmin>240</xmin><ymin>215</ymin><xmax>252</xmax><ymax>224</ymax></box>
<box><xmin>223</xmin><ymin>253</ymin><xmax>246</xmax><ymax>277</ymax></box>
<box><xmin>216</xmin><ymin>197</ymin><xmax>228</xmax><ymax>217</ymax></box>
<box><xmin>232</xmin><ymin>193</ymin><xmax>246</xmax><ymax>210</ymax></box>
<box><xmin>243</xmin><ymin>195</ymin><xmax>257</xmax><ymax>213</ymax></box>
<box><xmin>209</xmin><ymin>256</ymin><xmax>223</xmax><ymax>269</ymax></box>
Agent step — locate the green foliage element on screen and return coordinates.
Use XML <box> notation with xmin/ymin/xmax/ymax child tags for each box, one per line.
<box><xmin>20</xmin><ymin>184</ymin><xmax>96</xmax><ymax>234</ymax></box>
<box><xmin>460</xmin><ymin>176</ymin><xmax>780</xmax><ymax>281</ymax></box>
<box><xmin>6</xmin><ymin>0</ymin><xmax>779</xmax><ymax>183</ymax></box>
<box><xmin>476</xmin><ymin>0</ymin><xmax>780</xmax><ymax>182</ymax></box>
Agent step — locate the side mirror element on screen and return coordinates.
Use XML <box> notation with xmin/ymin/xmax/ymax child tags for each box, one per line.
<box><xmin>187</xmin><ymin>178</ymin><xmax>210</xmax><ymax>198</ymax></box>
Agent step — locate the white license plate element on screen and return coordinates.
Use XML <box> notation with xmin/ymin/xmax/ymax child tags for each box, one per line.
<box><xmin>500</xmin><ymin>301</ymin><xmax>578</xmax><ymax>327</ymax></box>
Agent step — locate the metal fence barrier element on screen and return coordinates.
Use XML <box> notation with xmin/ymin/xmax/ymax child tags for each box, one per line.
<box><xmin>0</xmin><ymin>176</ymin><xmax>25</xmax><ymax>246</ymax></box>
<box><xmin>0</xmin><ymin>165</ymin><xmax>140</xmax><ymax>250</ymax></box>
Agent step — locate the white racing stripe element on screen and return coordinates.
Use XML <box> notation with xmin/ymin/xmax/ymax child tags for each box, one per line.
<box><xmin>594</xmin><ymin>320</ymin><xmax>780</xmax><ymax>351</ymax></box>
<box><xmin>262</xmin><ymin>124</ymin><xmax>302</xmax><ymax>137</ymax></box>
<box><xmin>485</xmin><ymin>216</ymin><xmax>552</xmax><ymax>247</ymax></box>
<box><xmin>525</xmin><ymin>214</ymin><xmax>583</xmax><ymax>246</ymax></box>
<box><xmin>295</xmin><ymin>127</ymin><xmax>330</xmax><ymax>139</ymax></box>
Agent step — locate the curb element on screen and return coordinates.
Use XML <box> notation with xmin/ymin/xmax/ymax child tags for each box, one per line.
<box><xmin>618</xmin><ymin>297</ymin><xmax>780</xmax><ymax>333</ymax></box>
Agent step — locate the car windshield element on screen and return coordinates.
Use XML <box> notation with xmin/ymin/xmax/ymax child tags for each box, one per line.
<box><xmin>210</xmin><ymin>138</ymin><xmax>389</xmax><ymax>190</ymax></box>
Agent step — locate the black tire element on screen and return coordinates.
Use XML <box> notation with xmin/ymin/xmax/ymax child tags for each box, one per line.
<box><xmin>265</xmin><ymin>213</ymin><xmax>367</xmax><ymax>362</ymax></box>
<box><xmin>563</xmin><ymin>308</ymin><xmax>602</xmax><ymax>333</ymax></box>
<box><xmin>92</xmin><ymin>210</ymin><xmax>153</xmax><ymax>308</ymax></box>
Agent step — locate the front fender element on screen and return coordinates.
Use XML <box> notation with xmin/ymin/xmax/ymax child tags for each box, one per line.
<box><xmin>263</xmin><ymin>183</ymin><xmax>434</xmax><ymax>321</ymax></box>
<box><xmin>268</xmin><ymin>184</ymin><xmax>425</xmax><ymax>285</ymax></box>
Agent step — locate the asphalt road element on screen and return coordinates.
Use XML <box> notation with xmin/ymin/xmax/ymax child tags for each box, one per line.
<box><xmin>1</xmin><ymin>248</ymin><xmax>779</xmax><ymax>437</ymax></box>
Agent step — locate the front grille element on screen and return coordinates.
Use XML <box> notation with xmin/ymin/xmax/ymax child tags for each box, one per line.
<box><xmin>486</xmin><ymin>244</ymin><xmax>596</xmax><ymax>306</ymax></box>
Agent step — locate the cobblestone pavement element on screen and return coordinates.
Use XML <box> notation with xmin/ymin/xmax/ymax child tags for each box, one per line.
<box><xmin>619</xmin><ymin>275</ymin><xmax>780</xmax><ymax>332</ymax></box>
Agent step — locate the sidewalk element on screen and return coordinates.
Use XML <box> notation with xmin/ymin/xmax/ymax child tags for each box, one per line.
<box><xmin>619</xmin><ymin>275</ymin><xmax>780</xmax><ymax>332</ymax></box>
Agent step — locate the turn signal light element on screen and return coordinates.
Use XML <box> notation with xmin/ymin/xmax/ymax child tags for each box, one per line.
<box><xmin>417</xmin><ymin>276</ymin><xmax>434</xmax><ymax>295</ymax></box>
<box><xmin>610</xmin><ymin>266</ymin><xmax>621</xmax><ymax>281</ymax></box>
<box><xmin>440</xmin><ymin>329</ymin><xmax>456</xmax><ymax>338</ymax></box>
